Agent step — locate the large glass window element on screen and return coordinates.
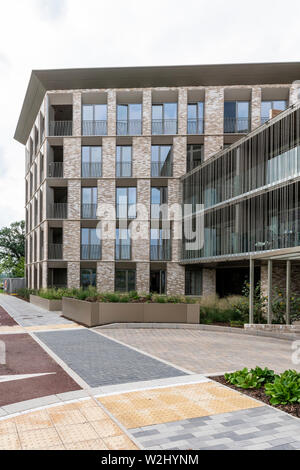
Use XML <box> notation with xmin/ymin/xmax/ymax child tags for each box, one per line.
<box><xmin>82</xmin><ymin>104</ymin><xmax>107</xmax><ymax>135</ymax></box>
<box><xmin>81</xmin><ymin>228</ymin><xmax>101</xmax><ymax>260</ymax></box>
<box><xmin>187</xmin><ymin>144</ymin><xmax>203</xmax><ymax>172</ymax></box>
<box><xmin>115</xmin><ymin>269</ymin><xmax>136</xmax><ymax>292</ymax></box>
<box><xmin>185</xmin><ymin>269</ymin><xmax>202</xmax><ymax>296</ymax></box>
<box><xmin>151</xmin><ymin>145</ymin><xmax>173</xmax><ymax>177</ymax></box>
<box><xmin>224</xmin><ymin>101</ymin><xmax>250</xmax><ymax>133</ymax></box>
<box><xmin>116</xmin><ymin>187</ymin><xmax>136</xmax><ymax>219</ymax></box>
<box><xmin>82</xmin><ymin>146</ymin><xmax>102</xmax><ymax>178</ymax></box>
<box><xmin>261</xmin><ymin>100</ymin><xmax>287</xmax><ymax>124</ymax></box>
<box><xmin>152</xmin><ymin>103</ymin><xmax>177</xmax><ymax>134</ymax></box>
<box><xmin>82</xmin><ymin>187</ymin><xmax>97</xmax><ymax>219</ymax></box>
<box><xmin>116</xmin><ymin>146</ymin><xmax>132</xmax><ymax>177</ymax></box>
<box><xmin>115</xmin><ymin>228</ymin><xmax>131</xmax><ymax>260</ymax></box>
<box><xmin>80</xmin><ymin>268</ymin><xmax>96</xmax><ymax>289</ymax></box>
<box><xmin>117</xmin><ymin>104</ymin><xmax>142</xmax><ymax>135</ymax></box>
<box><xmin>187</xmin><ymin>102</ymin><xmax>204</xmax><ymax>134</ymax></box>
<box><xmin>150</xmin><ymin>228</ymin><xmax>171</xmax><ymax>260</ymax></box>
<box><xmin>151</xmin><ymin>187</ymin><xmax>168</xmax><ymax>219</ymax></box>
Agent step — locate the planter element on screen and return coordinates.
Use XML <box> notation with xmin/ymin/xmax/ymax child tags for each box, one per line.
<box><xmin>30</xmin><ymin>294</ymin><xmax>62</xmax><ymax>312</ymax></box>
<box><xmin>245</xmin><ymin>324</ymin><xmax>300</xmax><ymax>332</ymax></box>
<box><xmin>62</xmin><ymin>297</ymin><xmax>200</xmax><ymax>328</ymax></box>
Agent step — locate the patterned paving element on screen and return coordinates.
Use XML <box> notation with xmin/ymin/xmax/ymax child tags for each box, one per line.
<box><xmin>100</xmin><ymin>328</ymin><xmax>300</xmax><ymax>374</ymax></box>
<box><xmin>36</xmin><ymin>330</ymin><xmax>187</xmax><ymax>388</ymax></box>
<box><xmin>0</xmin><ymin>399</ymin><xmax>138</xmax><ymax>450</ymax></box>
<box><xmin>130</xmin><ymin>406</ymin><xmax>300</xmax><ymax>450</ymax></box>
<box><xmin>98</xmin><ymin>382</ymin><xmax>262</xmax><ymax>429</ymax></box>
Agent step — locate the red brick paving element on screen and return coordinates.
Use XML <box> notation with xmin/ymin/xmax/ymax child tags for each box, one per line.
<box><xmin>0</xmin><ymin>306</ymin><xmax>17</xmax><ymax>327</ymax></box>
<box><xmin>0</xmin><ymin>334</ymin><xmax>81</xmax><ymax>406</ymax></box>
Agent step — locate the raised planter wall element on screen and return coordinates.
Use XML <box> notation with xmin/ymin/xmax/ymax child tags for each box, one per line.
<box><xmin>62</xmin><ymin>297</ymin><xmax>200</xmax><ymax>328</ymax></box>
<box><xmin>30</xmin><ymin>295</ymin><xmax>62</xmax><ymax>312</ymax></box>
<box><xmin>245</xmin><ymin>324</ymin><xmax>300</xmax><ymax>332</ymax></box>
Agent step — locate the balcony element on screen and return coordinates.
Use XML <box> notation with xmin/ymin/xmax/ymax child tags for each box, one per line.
<box><xmin>117</xmin><ymin>120</ymin><xmax>142</xmax><ymax>136</ymax></box>
<box><xmin>151</xmin><ymin>162</ymin><xmax>173</xmax><ymax>178</ymax></box>
<box><xmin>48</xmin><ymin>204</ymin><xmax>68</xmax><ymax>219</ymax></box>
<box><xmin>49</xmin><ymin>121</ymin><xmax>73</xmax><ymax>137</ymax></box>
<box><xmin>150</xmin><ymin>243</ymin><xmax>171</xmax><ymax>261</ymax></box>
<box><xmin>116</xmin><ymin>162</ymin><xmax>132</xmax><ymax>178</ymax></box>
<box><xmin>115</xmin><ymin>244</ymin><xmax>131</xmax><ymax>260</ymax></box>
<box><xmin>152</xmin><ymin>119</ymin><xmax>177</xmax><ymax>135</ymax></box>
<box><xmin>82</xmin><ymin>121</ymin><xmax>107</xmax><ymax>136</ymax></box>
<box><xmin>48</xmin><ymin>244</ymin><xmax>63</xmax><ymax>260</ymax></box>
<box><xmin>187</xmin><ymin>118</ymin><xmax>204</xmax><ymax>135</ymax></box>
<box><xmin>261</xmin><ymin>116</ymin><xmax>269</xmax><ymax>125</ymax></box>
<box><xmin>48</xmin><ymin>162</ymin><xmax>64</xmax><ymax>178</ymax></box>
<box><xmin>82</xmin><ymin>204</ymin><xmax>97</xmax><ymax>219</ymax></box>
<box><xmin>82</xmin><ymin>162</ymin><xmax>102</xmax><ymax>178</ymax></box>
<box><xmin>224</xmin><ymin>117</ymin><xmax>250</xmax><ymax>134</ymax></box>
<box><xmin>81</xmin><ymin>244</ymin><xmax>101</xmax><ymax>260</ymax></box>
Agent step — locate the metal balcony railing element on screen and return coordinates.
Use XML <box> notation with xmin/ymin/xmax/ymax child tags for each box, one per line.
<box><xmin>116</xmin><ymin>120</ymin><xmax>142</xmax><ymax>136</ymax></box>
<box><xmin>224</xmin><ymin>117</ymin><xmax>250</xmax><ymax>134</ymax></box>
<box><xmin>151</xmin><ymin>204</ymin><xmax>168</xmax><ymax>220</ymax></box>
<box><xmin>81</xmin><ymin>244</ymin><xmax>101</xmax><ymax>260</ymax></box>
<box><xmin>49</xmin><ymin>121</ymin><xmax>73</xmax><ymax>136</ymax></box>
<box><xmin>150</xmin><ymin>243</ymin><xmax>171</xmax><ymax>261</ymax></box>
<box><xmin>116</xmin><ymin>162</ymin><xmax>132</xmax><ymax>178</ymax></box>
<box><xmin>48</xmin><ymin>162</ymin><xmax>64</xmax><ymax>178</ymax></box>
<box><xmin>48</xmin><ymin>244</ymin><xmax>63</xmax><ymax>260</ymax></box>
<box><xmin>81</xmin><ymin>162</ymin><xmax>102</xmax><ymax>178</ymax></box>
<box><xmin>261</xmin><ymin>116</ymin><xmax>269</xmax><ymax>125</ymax></box>
<box><xmin>116</xmin><ymin>204</ymin><xmax>137</xmax><ymax>220</ymax></box>
<box><xmin>82</xmin><ymin>120</ymin><xmax>107</xmax><ymax>136</ymax></box>
<box><xmin>187</xmin><ymin>118</ymin><xmax>204</xmax><ymax>135</ymax></box>
<box><xmin>48</xmin><ymin>203</ymin><xmax>68</xmax><ymax>219</ymax></box>
<box><xmin>151</xmin><ymin>162</ymin><xmax>173</xmax><ymax>177</ymax></box>
<box><xmin>152</xmin><ymin>119</ymin><xmax>178</xmax><ymax>135</ymax></box>
<box><xmin>115</xmin><ymin>244</ymin><xmax>131</xmax><ymax>260</ymax></box>
<box><xmin>81</xmin><ymin>203</ymin><xmax>97</xmax><ymax>219</ymax></box>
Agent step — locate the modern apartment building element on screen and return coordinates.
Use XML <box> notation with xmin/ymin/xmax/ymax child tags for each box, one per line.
<box><xmin>14</xmin><ymin>63</ymin><xmax>300</xmax><ymax>296</ymax></box>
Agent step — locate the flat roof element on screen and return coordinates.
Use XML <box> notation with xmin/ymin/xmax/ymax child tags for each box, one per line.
<box><xmin>14</xmin><ymin>61</ymin><xmax>300</xmax><ymax>145</ymax></box>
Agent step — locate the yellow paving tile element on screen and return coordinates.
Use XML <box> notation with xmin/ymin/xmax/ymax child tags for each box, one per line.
<box><xmin>48</xmin><ymin>409</ymin><xmax>86</xmax><ymax>426</ymax></box>
<box><xmin>25</xmin><ymin>324</ymin><xmax>82</xmax><ymax>332</ymax></box>
<box><xmin>55</xmin><ymin>422</ymin><xmax>98</xmax><ymax>445</ymax></box>
<box><xmin>14</xmin><ymin>410</ymin><xmax>53</xmax><ymax>432</ymax></box>
<box><xmin>104</xmin><ymin>435</ymin><xmax>138</xmax><ymax>451</ymax></box>
<box><xmin>0</xmin><ymin>433</ymin><xmax>21</xmax><ymax>450</ymax></box>
<box><xmin>91</xmin><ymin>419</ymin><xmax>123</xmax><ymax>438</ymax></box>
<box><xmin>80</xmin><ymin>406</ymin><xmax>109</xmax><ymax>422</ymax></box>
<box><xmin>19</xmin><ymin>428</ymin><xmax>62</xmax><ymax>450</ymax></box>
<box><xmin>66</xmin><ymin>439</ymin><xmax>108</xmax><ymax>450</ymax></box>
<box><xmin>0</xmin><ymin>419</ymin><xmax>17</xmax><ymax>436</ymax></box>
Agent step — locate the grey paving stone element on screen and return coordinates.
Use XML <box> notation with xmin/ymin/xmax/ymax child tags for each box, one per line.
<box><xmin>36</xmin><ymin>329</ymin><xmax>186</xmax><ymax>387</ymax></box>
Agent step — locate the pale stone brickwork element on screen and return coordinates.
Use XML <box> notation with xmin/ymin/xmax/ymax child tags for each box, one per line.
<box><xmin>178</xmin><ymin>88</ymin><xmax>188</xmax><ymax>135</ymax></box>
<box><xmin>173</xmin><ymin>136</ymin><xmax>187</xmax><ymax>177</ymax></box>
<box><xmin>136</xmin><ymin>262</ymin><xmax>150</xmax><ymax>293</ymax></box>
<box><xmin>204</xmin><ymin>87</ymin><xmax>224</xmax><ymax>160</ymax></box>
<box><xmin>97</xmin><ymin>261</ymin><xmax>115</xmax><ymax>292</ymax></box>
<box><xmin>42</xmin><ymin>261</ymin><xmax>48</xmax><ymax>289</ymax></box>
<box><xmin>73</xmin><ymin>92</ymin><xmax>82</xmax><ymax>137</ymax></box>
<box><xmin>142</xmin><ymin>89</ymin><xmax>152</xmax><ymax>135</ymax></box>
<box><xmin>167</xmin><ymin>263</ymin><xmax>185</xmax><ymax>296</ymax></box>
<box><xmin>64</xmin><ymin>138</ymin><xmax>81</xmax><ymax>178</ymax></box>
<box><xmin>107</xmin><ymin>90</ymin><xmax>116</xmax><ymax>135</ymax></box>
<box><xmin>204</xmin><ymin>135</ymin><xmax>223</xmax><ymax>160</ymax></box>
<box><xmin>132</xmin><ymin>137</ymin><xmax>151</xmax><ymax>178</ymax></box>
<box><xmin>251</xmin><ymin>87</ymin><xmax>262</xmax><ymax>130</ymax></box>
<box><xmin>63</xmin><ymin>221</ymin><xmax>81</xmax><ymax>261</ymax></box>
<box><xmin>98</xmin><ymin>179</ymin><xmax>116</xmax><ymax>263</ymax></box>
<box><xmin>68</xmin><ymin>262</ymin><xmax>80</xmax><ymax>289</ymax></box>
<box><xmin>68</xmin><ymin>180</ymin><xmax>81</xmax><ymax>219</ymax></box>
<box><xmin>102</xmin><ymin>137</ymin><xmax>116</xmax><ymax>178</ymax></box>
<box><xmin>202</xmin><ymin>268</ymin><xmax>216</xmax><ymax>296</ymax></box>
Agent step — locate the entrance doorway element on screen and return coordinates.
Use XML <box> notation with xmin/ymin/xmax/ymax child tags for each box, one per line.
<box><xmin>150</xmin><ymin>270</ymin><xmax>166</xmax><ymax>294</ymax></box>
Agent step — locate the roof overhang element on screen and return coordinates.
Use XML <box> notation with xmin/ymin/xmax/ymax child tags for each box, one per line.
<box><xmin>14</xmin><ymin>61</ymin><xmax>300</xmax><ymax>145</ymax></box>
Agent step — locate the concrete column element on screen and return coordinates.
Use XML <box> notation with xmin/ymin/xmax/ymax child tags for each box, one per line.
<box><xmin>286</xmin><ymin>260</ymin><xmax>291</xmax><ymax>325</ymax></box>
<box><xmin>267</xmin><ymin>260</ymin><xmax>273</xmax><ymax>324</ymax></box>
<box><xmin>249</xmin><ymin>258</ymin><xmax>254</xmax><ymax>324</ymax></box>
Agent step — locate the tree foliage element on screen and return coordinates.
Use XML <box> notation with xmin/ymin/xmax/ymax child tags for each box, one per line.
<box><xmin>0</xmin><ymin>221</ymin><xmax>25</xmax><ymax>277</ymax></box>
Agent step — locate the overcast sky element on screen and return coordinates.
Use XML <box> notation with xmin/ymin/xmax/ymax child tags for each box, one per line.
<box><xmin>0</xmin><ymin>0</ymin><xmax>300</xmax><ymax>228</ymax></box>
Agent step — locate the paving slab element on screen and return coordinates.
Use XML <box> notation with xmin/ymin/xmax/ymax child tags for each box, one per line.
<box><xmin>36</xmin><ymin>329</ymin><xmax>187</xmax><ymax>388</ymax></box>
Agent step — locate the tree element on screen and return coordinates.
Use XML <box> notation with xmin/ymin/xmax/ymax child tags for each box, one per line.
<box><xmin>0</xmin><ymin>221</ymin><xmax>25</xmax><ymax>278</ymax></box>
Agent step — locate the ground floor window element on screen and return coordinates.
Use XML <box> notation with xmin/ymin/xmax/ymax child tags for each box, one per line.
<box><xmin>150</xmin><ymin>270</ymin><xmax>166</xmax><ymax>294</ymax></box>
<box><xmin>48</xmin><ymin>268</ymin><xmax>67</xmax><ymax>288</ymax></box>
<box><xmin>185</xmin><ymin>269</ymin><xmax>202</xmax><ymax>296</ymax></box>
<box><xmin>115</xmin><ymin>269</ymin><xmax>136</xmax><ymax>292</ymax></box>
<box><xmin>80</xmin><ymin>268</ymin><xmax>96</xmax><ymax>289</ymax></box>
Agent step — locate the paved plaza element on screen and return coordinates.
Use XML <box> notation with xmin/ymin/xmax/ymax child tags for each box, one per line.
<box><xmin>0</xmin><ymin>294</ymin><xmax>299</xmax><ymax>451</ymax></box>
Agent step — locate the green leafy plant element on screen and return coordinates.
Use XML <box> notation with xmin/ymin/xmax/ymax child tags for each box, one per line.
<box><xmin>265</xmin><ymin>370</ymin><xmax>300</xmax><ymax>405</ymax></box>
<box><xmin>225</xmin><ymin>367</ymin><xmax>275</xmax><ymax>389</ymax></box>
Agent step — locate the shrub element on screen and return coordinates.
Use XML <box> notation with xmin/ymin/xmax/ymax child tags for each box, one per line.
<box><xmin>200</xmin><ymin>295</ymin><xmax>244</xmax><ymax>324</ymax></box>
<box><xmin>17</xmin><ymin>288</ymin><xmax>36</xmax><ymax>300</ymax></box>
<box><xmin>265</xmin><ymin>370</ymin><xmax>300</xmax><ymax>405</ymax></box>
<box><xmin>225</xmin><ymin>367</ymin><xmax>276</xmax><ymax>389</ymax></box>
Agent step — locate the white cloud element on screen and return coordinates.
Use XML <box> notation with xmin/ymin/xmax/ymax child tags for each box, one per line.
<box><xmin>0</xmin><ymin>0</ymin><xmax>300</xmax><ymax>228</ymax></box>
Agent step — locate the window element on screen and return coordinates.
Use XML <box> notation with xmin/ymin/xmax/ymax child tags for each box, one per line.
<box><xmin>187</xmin><ymin>144</ymin><xmax>203</xmax><ymax>172</ymax></box>
<box><xmin>116</xmin><ymin>228</ymin><xmax>131</xmax><ymax>260</ymax></box>
<box><xmin>82</xmin><ymin>104</ymin><xmax>107</xmax><ymax>135</ymax></box>
<box><xmin>188</xmin><ymin>103</ymin><xmax>204</xmax><ymax>134</ymax></box>
<box><xmin>185</xmin><ymin>269</ymin><xmax>202</xmax><ymax>296</ymax></box>
<box><xmin>116</xmin><ymin>146</ymin><xmax>132</xmax><ymax>177</ymax></box>
<box><xmin>81</xmin><ymin>228</ymin><xmax>101</xmax><ymax>260</ymax></box>
<box><xmin>115</xmin><ymin>269</ymin><xmax>136</xmax><ymax>292</ymax></box>
<box><xmin>82</xmin><ymin>147</ymin><xmax>102</xmax><ymax>178</ymax></box>
<box><xmin>224</xmin><ymin>101</ymin><xmax>250</xmax><ymax>133</ymax></box>
<box><xmin>40</xmin><ymin>154</ymin><xmax>44</xmax><ymax>183</ymax></box>
<box><xmin>151</xmin><ymin>145</ymin><xmax>173</xmax><ymax>177</ymax></box>
<box><xmin>151</xmin><ymin>187</ymin><xmax>168</xmax><ymax>219</ymax></box>
<box><xmin>150</xmin><ymin>270</ymin><xmax>166</xmax><ymax>294</ymax></box>
<box><xmin>80</xmin><ymin>268</ymin><xmax>96</xmax><ymax>289</ymax></box>
<box><xmin>81</xmin><ymin>187</ymin><xmax>97</xmax><ymax>219</ymax></box>
<box><xmin>117</xmin><ymin>104</ymin><xmax>142</xmax><ymax>135</ymax></box>
<box><xmin>116</xmin><ymin>187</ymin><xmax>136</xmax><ymax>219</ymax></box>
<box><xmin>152</xmin><ymin>103</ymin><xmax>177</xmax><ymax>134</ymax></box>
<box><xmin>261</xmin><ymin>100</ymin><xmax>287</xmax><ymax>123</ymax></box>
<box><xmin>150</xmin><ymin>228</ymin><xmax>171</xmax><ymax>260</ymax></box>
